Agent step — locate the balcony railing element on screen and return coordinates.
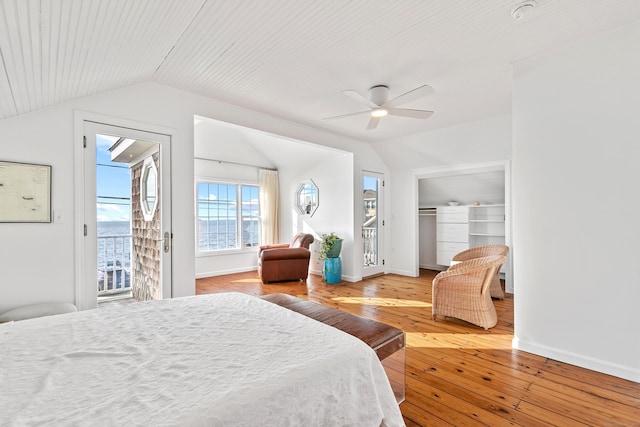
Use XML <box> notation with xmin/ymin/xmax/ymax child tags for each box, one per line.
<box><xmin>363</xmin><ymin>227</ymin><xmax>377</xmax><ymax>266</ymax></box>
<box><xmin>98</xmin><ymin>234</ymin><xmax>132</xmax><ymax>296</ymax></box>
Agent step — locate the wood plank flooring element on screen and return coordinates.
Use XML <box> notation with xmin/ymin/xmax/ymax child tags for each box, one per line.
<box><xmin>196</xmin><ymin>269</ymin><xmax>640</xmax><ymax>427</ymax></box>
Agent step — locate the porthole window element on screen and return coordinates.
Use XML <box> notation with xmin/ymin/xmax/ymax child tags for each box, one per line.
<box><xmin>140</xmin><ymin>156</ymin><xmax>158</xmax><ymax>221</ymax></box>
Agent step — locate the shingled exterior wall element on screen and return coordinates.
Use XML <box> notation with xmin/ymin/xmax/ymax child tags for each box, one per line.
<box><xmin>131</xmin><ymin>153</ymin><xmax>161</xmax><ymax>301</ymax></box>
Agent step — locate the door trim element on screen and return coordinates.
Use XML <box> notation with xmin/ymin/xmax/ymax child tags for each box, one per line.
<box><xmin>74</xmin><ymin>111</ymin><xmax>174</xmax><ymax>310</ymax></box>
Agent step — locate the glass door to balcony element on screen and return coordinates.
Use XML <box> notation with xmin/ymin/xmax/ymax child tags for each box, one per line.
<box><xmin>363</xmin><ymin>172</ymin><xmax>384</xmax><ymax>277</ymax></box>
<box><xmin>81</xmin><ymin>121</ymin><xmax>172</xmax><ymax>310</ymax></box>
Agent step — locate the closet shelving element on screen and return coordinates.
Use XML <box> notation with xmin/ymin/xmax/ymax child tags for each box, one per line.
<box><xmin>419</xmin><ymin>204</ymin><xmax>507</xmax><ymax>275</ymax></box>
<box><xmin>468</xmin><ymin>204</ymin><xmax>505</xmax><ymax>243</ymax></box>
<box><xmin>418</xmin><ymin>207</ymin><xmax>436</xmax><ymax>217</ymax></box>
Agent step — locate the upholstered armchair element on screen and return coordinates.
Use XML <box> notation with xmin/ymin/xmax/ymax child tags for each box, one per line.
<box><xmin>432</xmin><ymin>255</ymin><xmax>506</xmax><ymax>330</ymax></box>
<box><xmin>451</xmin><ymin>245</ymin><xmax>509</xmax><ymax>299</ymax></box>
<box><xmin>258</xmin><ymin>233</ymin><xmax>314</xmax><ymax>283</ymax></box>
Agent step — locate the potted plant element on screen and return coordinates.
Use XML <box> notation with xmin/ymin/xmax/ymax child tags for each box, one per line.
<box><xmin>318</xmin><ymin>233</ymin><xmax>343</xmax><ymax>283</ymax></box>
<box><xmin>318</xmin><ymin>232</ymin><xmax>343</xmax><ymax>260</ymax></box>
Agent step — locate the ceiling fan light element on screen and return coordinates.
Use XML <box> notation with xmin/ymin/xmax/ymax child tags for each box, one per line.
<box><xmin>371</xmin><ymin>108</ymin><xmax>388</xmax><ymax>118</ymax></box>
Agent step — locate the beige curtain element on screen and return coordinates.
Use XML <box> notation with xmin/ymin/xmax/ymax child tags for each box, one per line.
<box><xmin>259</xmin><ymin>169</ymin><xmax>279</xmax><ymax>245</ymax></box>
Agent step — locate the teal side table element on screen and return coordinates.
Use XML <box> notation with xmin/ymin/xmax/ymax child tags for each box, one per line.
<box><xmin>324</xmin><ymin>257</ymin><xmax>342</xmax><ymax>284</ymax></box>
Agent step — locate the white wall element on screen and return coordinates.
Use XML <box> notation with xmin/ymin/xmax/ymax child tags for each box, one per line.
<box><xmin>387</xmin><ymin>115</ymin><xmax>512</xmax><ymax>276</ymax></box>
<box><xmin>0</xmin><ymin>108</ymin><xmax>78</xmax><ymax>309</ymax></box>
<box><xmin>279</xmin><ymin>152</ymin><xmax>356</xmax><ymax>280</ymax></box>
<box><xmin>512</xmin><ymin>22</ymin><xmax>640</xmax><ymax>382</ymax></box>
<box><xmin>194</xmin><ymin>116</ymin><xmax>279</xmax><ymax>168</ymax></box>
<box><xmin>0</xmin><ymin>82</ymin><xmax>387</xmax><ymax>312</ymax></box>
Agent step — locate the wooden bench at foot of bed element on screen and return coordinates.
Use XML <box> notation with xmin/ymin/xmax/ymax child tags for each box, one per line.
<box><xmin>260</xmin><ymin>293</ymin><xmax>405</xmax><ymax>361</ymax></box>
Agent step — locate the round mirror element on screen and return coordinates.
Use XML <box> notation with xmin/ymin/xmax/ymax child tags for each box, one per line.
<box><xmin>140</xmin><ymin>156</ymin><xmax>158</xmax><ymax>221</ymax></box>
<box><xmin>296</xmin><ymin>180</ymin><xmax>318</xmax><ymax>217</ymax></box>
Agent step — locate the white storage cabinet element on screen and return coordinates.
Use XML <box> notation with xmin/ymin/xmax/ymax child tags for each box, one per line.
<box><xmin>436</xmin><ymin>206</ymin><xmax>469</xmax><ymax>266</ymax></box>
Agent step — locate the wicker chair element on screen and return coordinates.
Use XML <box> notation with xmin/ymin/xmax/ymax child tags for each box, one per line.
<box><xmin>432</xmin><ymin>255</ymin><xmax>506</xmax><ymax>330</ymax></box>
<box><xmin>451</xmin><ymin>244</ymin><xmax>509</xmax><ymax>299</ymax></box>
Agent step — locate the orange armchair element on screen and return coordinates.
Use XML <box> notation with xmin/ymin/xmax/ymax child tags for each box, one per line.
<box><xmin>258</xmin><ymin>233</ymin><xmax>314</xmax><ymax>283</ymax></box>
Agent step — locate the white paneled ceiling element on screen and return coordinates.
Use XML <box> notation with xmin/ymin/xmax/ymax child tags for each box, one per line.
<box><xmin>1</xmin><ymin>0</ymin><xmax>640</xmax><ymax>141</ymax></box>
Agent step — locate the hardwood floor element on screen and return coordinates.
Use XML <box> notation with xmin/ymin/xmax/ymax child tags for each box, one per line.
<box><xmin>197</xmin><ymin>270</ymin><xmax>640</xmax><ymax>427</ymax></box>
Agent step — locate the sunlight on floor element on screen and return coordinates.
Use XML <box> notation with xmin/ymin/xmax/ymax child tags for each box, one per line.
<box><xmin>229</xmin><ymin>278</ymin><xmax>264</xmax><ymax>284</ymax></box>
<box><xmin>406</xmin><ymin>332</ymin><xmax>513</xmax><ymax>349</ymax></box>
<box><xmin>331</xmin><ymin>297</ymin><xmax>432</xmax><ymax>308</ymax></box>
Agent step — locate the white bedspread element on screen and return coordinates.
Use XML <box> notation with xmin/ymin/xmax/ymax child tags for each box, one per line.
<box><xmin>0</xmin><ymin>292</ymin><xmax>403</xmax><ymax>426</ymax></box>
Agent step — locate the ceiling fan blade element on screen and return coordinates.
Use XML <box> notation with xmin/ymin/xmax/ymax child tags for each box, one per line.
<box><xmin>387</xmin><ymin>108</ymin><xmax>434</xmax><ymax>119</ymax></box>
<box><xmin>366</xmin><ymin>116</ymin><xmax>381</xmax><ymax>130</ymax></box>
<box><xmin>384</xmin><ymin>85</ymin><xmax>435</xmax><ymax>108</ymax></box>
<box><xmin>342</xmin><ymin>90</ymin><xmax>379</xmax><ymax>108</ymax></box>
<box><xmin>322</xmin><ymin>110</ymin><xmax>372</xmax><ymax>121</ymax></box>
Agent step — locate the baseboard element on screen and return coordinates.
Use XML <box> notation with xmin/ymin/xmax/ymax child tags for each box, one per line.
<box><xmin>388</xmin><ymin>268</ymin><xmax>418</xmax><ymax>277</ymax></box>
<box><xmin>310</xmin><ymin>269</ymin><xmax>360</xmax><ymax>283</ymax></box>
<box><xmin>195</xmin><ymin>266</ymin><xmax>257</xmax><ymax>279</ymax></box>
<box><xmin>420</xmin><ymin>264</ymin><xmax>446</xmax><ymax>271</ymax></box>
<box><xmin>512</xmin><ymin>337</ymin><xmax>640</xmax><ymax>383</ymax></box>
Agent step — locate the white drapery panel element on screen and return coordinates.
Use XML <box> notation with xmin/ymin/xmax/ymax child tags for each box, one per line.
<box><xmin>259</xmin><ymin>169</ymin><xmax>279</xmax><ymax>245</ymax></box>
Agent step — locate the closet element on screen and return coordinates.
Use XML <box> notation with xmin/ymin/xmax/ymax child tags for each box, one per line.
<box><xmin>417</xmin><ymin>168</ymin><xmax>511</xmax><ymax>291</ymax></box>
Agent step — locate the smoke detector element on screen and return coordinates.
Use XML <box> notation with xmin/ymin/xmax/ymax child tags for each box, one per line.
<box><xmin>511</xmin><ymin>1</ymin><xmax>537</xmax><ymax>20</ymax></box>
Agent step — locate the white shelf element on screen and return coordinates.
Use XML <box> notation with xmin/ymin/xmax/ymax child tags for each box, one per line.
<box><xmin>468</xmin><ymin>204</ymin><xmax>506</xmax><ymax>242</ymax></box>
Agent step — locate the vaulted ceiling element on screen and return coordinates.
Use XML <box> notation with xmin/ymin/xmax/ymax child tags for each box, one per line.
<box><xmin>1</xmin><ymin>0</ymin><xmax>639</xmax><ymax>142</ymax></box>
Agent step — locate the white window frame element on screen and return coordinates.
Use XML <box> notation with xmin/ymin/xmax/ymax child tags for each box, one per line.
<box><xmin>195</xmin><ymin>178</ymin><xmax>260</xmax><ymax>255</ymax></box>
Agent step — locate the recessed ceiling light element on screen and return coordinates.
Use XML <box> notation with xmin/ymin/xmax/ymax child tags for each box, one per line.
<box><xmin>511</xmin><ymin>0</ymin><xmax>536</xmax><ymax>20</ymax></box>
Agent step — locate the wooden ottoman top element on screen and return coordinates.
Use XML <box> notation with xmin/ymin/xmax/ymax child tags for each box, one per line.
<box><xmin>260</xmin><ymin>293</ymin><xmax>404</xmax><ymax>360</ymax></box>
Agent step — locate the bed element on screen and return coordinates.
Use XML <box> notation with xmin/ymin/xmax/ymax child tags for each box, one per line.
<box><xmin>0</xmin><ymin>292</ymin><xmax>403</xmax><ymax>426</ymax></box>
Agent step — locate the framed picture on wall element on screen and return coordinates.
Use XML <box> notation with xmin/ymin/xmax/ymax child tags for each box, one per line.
<box><xmin>0</xmin><ymin>160</ymin><xmax>52</xmax><ymax>223</ymax></box>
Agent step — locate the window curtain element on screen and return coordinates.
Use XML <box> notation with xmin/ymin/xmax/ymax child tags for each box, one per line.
<box><xmin>259</xmin><ymin>169</ymin><xmax>279</xmax><ymax>245</ymax></box>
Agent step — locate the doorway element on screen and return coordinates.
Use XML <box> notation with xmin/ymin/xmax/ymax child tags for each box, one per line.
<box><xmin>77</xmin><ymin>121</ymin><xmax>172</xmax><ymax>310</ymax></box>
<box><xmin>413</xmin><ymin>161</ymin><xmax>513</xmax><ymax>293</ymax></box>
<box><xmin>363</xmin><ymin>171</ymin><xmax>384</xmax><ymax>277</ymax></box>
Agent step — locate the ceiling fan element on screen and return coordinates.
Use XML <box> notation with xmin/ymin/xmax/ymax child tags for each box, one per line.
<box><xmin>323</xmin><ymin>84</ymin><xmax>434</xmax><ymax>130</ymax></box>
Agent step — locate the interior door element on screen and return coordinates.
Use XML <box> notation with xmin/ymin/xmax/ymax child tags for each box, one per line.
<box><xmin>80</xmin><ymin>121</ymin><xmax>171</xmax><ymax>310</ymax></box>
<box><xmin>363</xmin><ymin>171</ymin><xmax>384</xmax><ymax>277</ymax></box>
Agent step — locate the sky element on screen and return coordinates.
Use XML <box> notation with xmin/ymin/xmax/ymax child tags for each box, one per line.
<box><xmin>363</xmin><ymin>175</ymin><xmax>377</xmax><ymax>192</ymax></box>
<box><xmin>196</xmin><ymin>182</ymin><xmax>259</xmax><ymax>220</ymax></box>
<box><xmin>96</xmin><ymin>134</ymin><xmax>131</xmax><ymax>222</ymax></box>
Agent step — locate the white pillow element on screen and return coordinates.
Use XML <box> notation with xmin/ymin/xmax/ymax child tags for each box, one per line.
<box><xmin>0</xmin><ymin>302</ymin><xmax>77</xmax><ymax>323</ymax></box>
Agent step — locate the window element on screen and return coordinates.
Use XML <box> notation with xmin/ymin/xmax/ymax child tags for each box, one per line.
<box><xmin>197</xmin><ymin>181</ymin><xmax>260</xmax><ymax>252</ymax></box>
<box><xmin>241</xmin><ymin>185</ymin><xmax>260</xmax><ymax>247</ymax></box>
